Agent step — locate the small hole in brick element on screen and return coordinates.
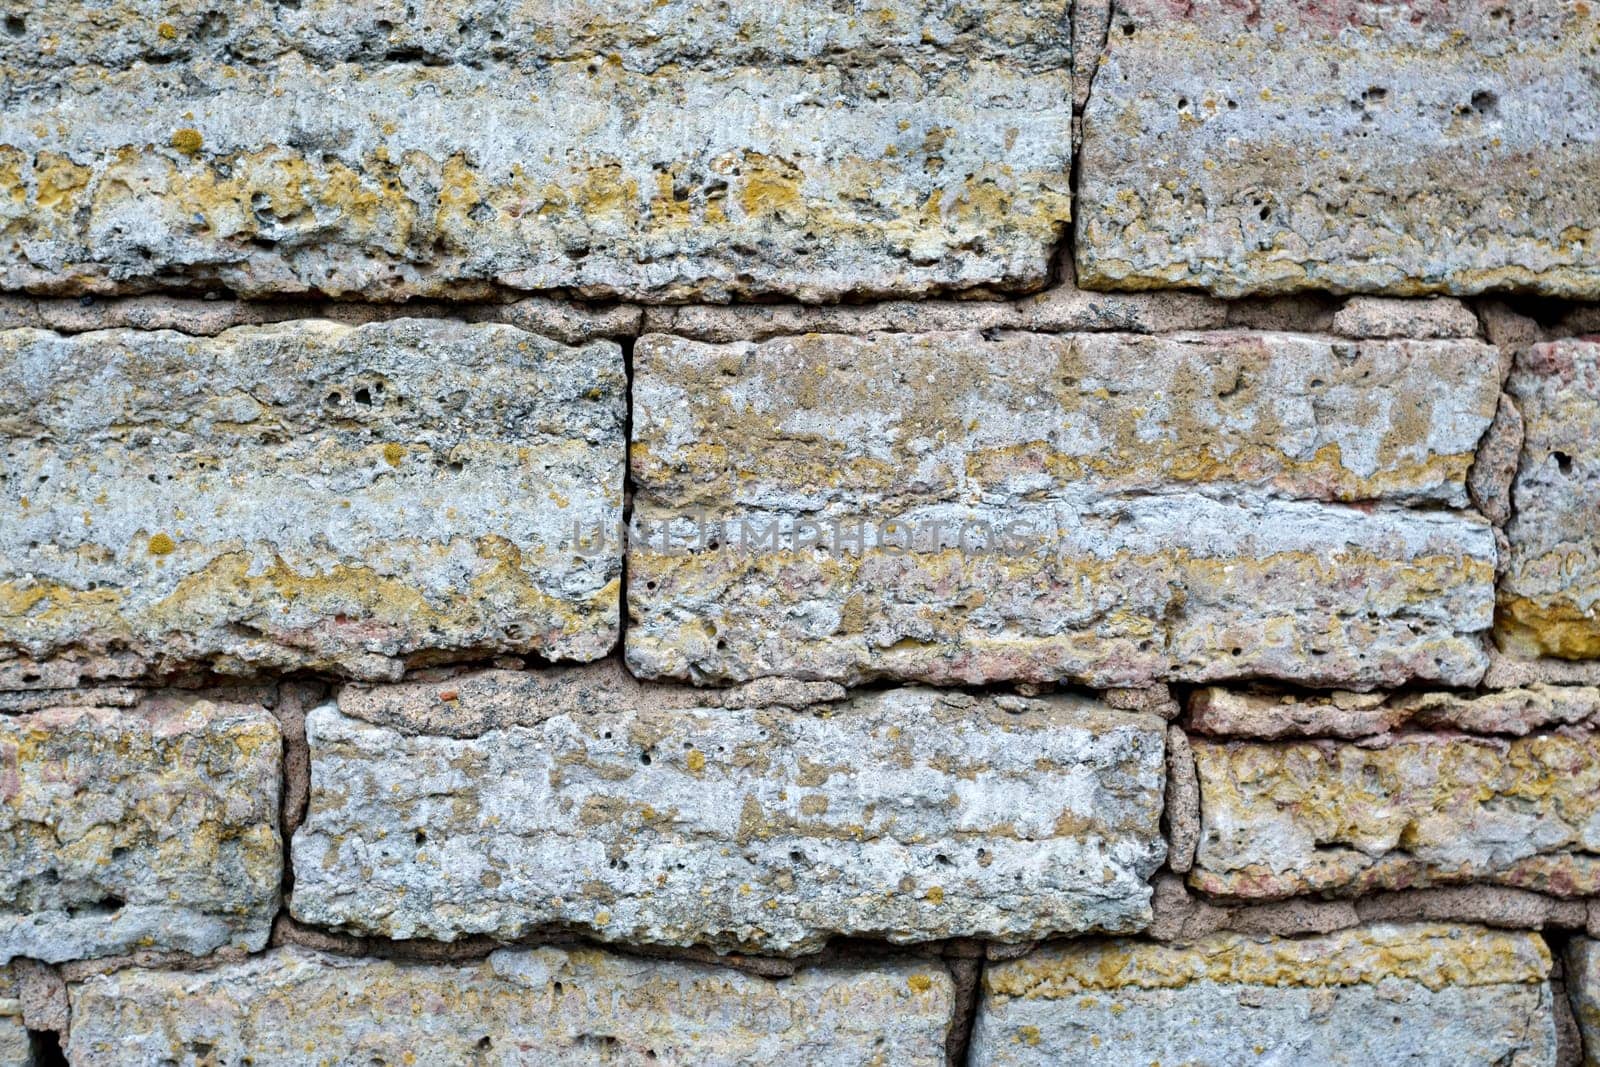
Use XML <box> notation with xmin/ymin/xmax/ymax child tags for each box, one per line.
<box><xmin>354</xmin><ymin>387</ymin><xmax>372</xmax><ymax>405</ymax></box>
<box><xmin>1554</xmin><ymin>451</ymin><xmax>1574</xmax><ymax>474</ymax></box>
<box><xmin>4</xmin><ymin>15</ymin><xmax>24</xmax><ymax>36</ymax></box>
<box><xmin>27</xmin><ymin>1031</ymin><xmax>65</xmax><ymax>1067</ymax></box>
<box><xmin>414</xmin><ymin>830</ymin><xmax>427</xmax><ymax>845</ymax></box>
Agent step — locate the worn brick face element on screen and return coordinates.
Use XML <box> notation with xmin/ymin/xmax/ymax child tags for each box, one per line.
<box><xmin>1076</xmin><ymin>1</ymin><xmax>1600</xmax><ymax>298</ymax></box>
<box><xmin>628</xmin><ymin>330</ymin><xmax>1498</xmax><ymax>688</ymax></box>
<box><xmin>0</xmin><ymin>694</ymin><xmax>280</xmax><ymax>964</ymax></box>
<box><xmin>971</xmin><ymin>924</ymin><xmax>1557</xmax><ymax>1066</ymax></box>
<box><xmin>1500</xmin><ymin>339</ymin><xmax>1600</xmax><ymax>661</ymax></box>
<box><xmin>66</xmin><ymin>946</ymin><xmax>955</xmax><ymax>1065</ymax></box>
<box><xmin>1191</xmin><ymin>733</ymin><xmax>1600</xmax><ymax>899</ymax></box>
<box><xmin>0</xmin><ymin>2</ymin><xmax>1072</xmax><ymax>302</ymax></box>
<box><xmin>290</xmin><ymin>666</ymin><xmax>1167</xmax><ymax>954</ymax></box>
<box><xmin>0</xmin><ymin>320</ymin><xmax>623</xmax><ymax>685</ymax></box>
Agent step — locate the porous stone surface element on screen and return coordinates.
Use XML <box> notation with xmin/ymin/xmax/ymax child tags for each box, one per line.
<box><xmin>1332</xmin><ymin>296</ymin><xmax>1482</xmax><ymax>340</ymax></box>
<box><xmin>970</xmin><ymin>924</ymin><xmax>1558</xmax><ymax>1066</ymax></box>
<box><xmin>1568</xmin><ymin>937</ymin><xmax>1600</xmax><ymax>1067</ymax></box>
<box><xmin>0</xmin><ymin>969</ymin><xmax>27</xmax><ymax>1067</ymax></box>
<box><xmin>628</xmin><ymin>330</ymin><xmax>1497</xmax><ymax>688</ymax></box>
<box><xmin>0</xmin><ymin>2</ymin><xmax>1073</xmax><ymax>301</ymax></box>
<box><xmin>0</xmin><ymin>694</ymin><xmax>280</xmax><ymax>964</ymax></box>
<box><xmin>1076</xmin><ymin>1</ymin><xmax>1600</xmax><ymax>298</ymax></box>
<box><xmin>65</xmin><ymin>945</ymin><xmax>955</xmax><ymax>1065</ymax></box>
<box><xmin>1188</xmin><ymin>684</ymin><xmax>1600</xmax><ymax>740</ymax></box>
<box><xmin>1500</xmin><ymin>339</ymin><xmax>1600</xmax><ymax>660</ymax></box>
<box><xmin>291</xmin><ymin>672</ymin><xmax>1167</xmax><ymax>953</ymax></box>
<box><xmin>1190</xmin><ymin>733</ymin><xmax>1600</xmax><ymax>900</ymax></box>
<box><xmin>0</xmin><ymin>319</ymin><xmax>623</xmax><ymax>685</ymax></box>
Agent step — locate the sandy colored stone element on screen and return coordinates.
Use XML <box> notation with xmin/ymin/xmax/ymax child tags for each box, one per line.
<box><xmin>1500</xmin><ymin>339</ymin><xmax>1600</xmax><ymax>660</ymax></box>
<box><xmin>1188</xmin><ymin>684</ymin><xmax>1600</xmax><ymax>740</ymax></box>
<box><xmin>1164</xmin><ymin>726</ymin><xmax>1197</xmax><ymax>874</ymax></box>
<box><xmin>1077</xmin><ymin>1</ymin><xmax>1600</xmax><ymax>299</ymax></box>
<box><xmin>1470</xmin><ymin>394</ymin><xmax>1525</xmax><ymax>529</ymax></box>
<box><xmin>1566</xmin><ymin>938</ymin><xmax>1600</xmax><ymax>1067</ymax></box>
<box><xmin>1191</xmin><ymin>732</ymin><xmax>1600</xmax><ymax>900</ymax></box>
<box><xmin>0</xmin><ymin>695</ymin><xmax>280</xmax><ymax>964</ymax></box>
<box><xmin>1</xmin><ymin>0</ymin><xmax>1068</xmax><ymax>70</ymax></box>
<box><xmin>66</xmin><ymin>945</ymin><xmax>954</xmax><ymax>1065</ymax></box>
<box><xmin>291</xmin><ymin>676</ymin><xmax>1167</xmax><ymax>953</ymax></box>
<box><xmin>0</xmin><ymin>294</ymin><xmax>642</xmax><ymax>347</ymax></box>
<box><xmin>0</xmin><ymin>968</ymin><xmax>28</xmax><ymax>1067</ymax></box>
<box><xmin>11</xmin><ymin>958</ymin><xmax>64</xmax><ymax>1034</ymax></box>
<box><xmin>639</xmin><ymin>271</ymin><xmax>1229</xmax><ymax>342</ymax></box>
<box><xmin>0</xmin><ymin>3</ymin><xmax>1072</xmax><ymax>302</ymax></box>
<box><xmin>0</xmin><ymin>320</ymin><xmax>623</xmax><ymax>683</ymax></box>
<box><xmin>1487</xmin><ymin>654</ymin><xmax>1600</xmax><ymax>690</ymax></box>
<box><xmin>971</xmin><ymin>924</ymin><xmax>1557</xmax><ymax>1066</ymax></box>
<box><xmin>1332</xmin><ymin>297</ymin><xmax>1481</xmax><ymax>340</ymax></box>
<box><xmin>628</xmin><ymin>330</ymin><xmax>1497</xmax><ymax>688</ymax></box>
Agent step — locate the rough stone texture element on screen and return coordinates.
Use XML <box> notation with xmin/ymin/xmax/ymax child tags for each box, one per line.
<box><xmin>1500</xmin><ymin>339</ymin><xmax>1600</xmax><ymax>660</ymax></box>
<box><xmin>1077</xmin><ymin>1</ymin><xmax>1600</xmax><ymax>298</ymax></box>
<box><xmin>0</xmin><ymin>320</ymin><xmax>623</xmax><ymax>685</ymax></box>
<box><xmin>12</xmin><ymin>957</ymin><xmax>64</xmax><ymax>1034</ymax></box>
<box><xmin>1470</xmin><ymin>394</ymin><xmax>1526</xmax><ymax>529</ymax></box>
<box><xmin>639</xmin><ymin>262</ymin><xmax>1231</xmax><ymax>342</ymax></box>
<box><xmin>971</xmin><ymin>924</ymin><xmax>1558</xmax><ymax>1066</ymax></box>
<box><xmin>0</xmin><ymin>694</ymin><xmax>280</xmax><ymax>964</ymax></box>
<box><xmin>1487</xmin><ymin>653</ymin><xmax>1600</xmax><ymax>691</ymax></box>
<box><xmin>0</xmin><ymin>3</ymin><xmax>1073</xmax><ymax>302</ymax></box>
<box><xmin>66</xmin><ymin>945</ymin><xmax>955</xmax><ymax>1066</ymax></box>
<box><xmin>629</xmin><ymin>330</ymin><xmax>1498</xmax><ymax>688</ymax></box>
<box><xmin>0</xmin><ymin>969</ymin><xmax>29</xmax><ymax>1067</ymax></box>
<box><xmin>1191</xmin><ymin>733</ymin><xmax>1600</xmax><ymax>900</ymax></box>
<box><xmin>0</xmin><ymin>0</ymin><xmax>1067</xmax><ymax>71</ymax></box>
<box><xmin>291</xmin><ymin>672</ymin><xmax>1167</xmax><ymax>953</ymax></box>
<box><xmin>1188</xmin><ymin>685</ymin><xmax>1600</xmax><ymax>740</ymax></box>
<box><xmin>1164</xmin><ymin>726</ymin><xmax>1197</xmax><ymax>874</ymax></box>
<box><xmin>1332</xmin><ymin>296</ymin><xmax>1482</xmax><ymax>340</ymax></box>
<box><xmin>0</xmin><ymin>294</ymin><xmax>644</xmax><ymax>346</ymax></box>
<box><xmin>1567</xmin><ymin>938</ymin><xmax>1600</xmax><ymax>1067</ymax></box>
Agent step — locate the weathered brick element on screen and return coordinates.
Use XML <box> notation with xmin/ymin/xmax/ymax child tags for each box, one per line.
<box><xmin>971</xmin><ymin>924</ymin><xmax>1557</xmax><ymax>1066</ymax></box>
<box><xmin>0</xmin><ymin>0</ymin><xmax>1070</xmax><ymax>70</ymax></box>
<box><xmin>1565</xmin><ymin>937</ymin><xmax>1600</xmax><ymax>1067</ymax></box>
<box><xmin>0</xmin><ymin>968</ymin><xmax>27</xmax><ymax>1067</ymax></box>
<box><xmin>290</xmin><ymin>666</ymin><xmax>1167</xmax><ymax>953</ymax></box>
<box><xmin>628</xmin><ymin>330</ymin><xmax>1497</xmax><ymax>688</ymax></box>
<box><xmin>1191</xmin><ymin>733</ymin><xmax>1600</xmax><ymax>900</ymax></box>
<box><xmin>1076</xmin><ymin>1</ymin><xmax>1600</xmax><ymax>298</ymax></box>
<box><xmin>66</xmin><ymin>945</ymin><xmax>955</xmax><ymax>1065</ymax></box>
<box><xmin>0</xmin><ymin>320</ymin><xmax>622</xmax><ymax>685</ymax></box>
<box><xmin>1188</xmin><ymin>684</ymin><xmax>1600</xmax><ymax>740</ymax></box>
<box><xmin>0</xmin><ymin>694</ymin><xmax>280</xmax><ymax>964</ymax></box>
<box><xmin>0</xmin><ymin>3</ymin><xmax>1072</xmax><ymax>301</ymax></box>
<box><xmin>1500</xmin><ymin>339</ymin><xmax>1600</xmax><ymax>660</ymax></box>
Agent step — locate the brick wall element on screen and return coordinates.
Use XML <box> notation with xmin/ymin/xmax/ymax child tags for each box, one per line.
<box><xmin>1</xmin><ymin>2</ymin><xmax>1598</xmax><ymax>1063</ymax></box>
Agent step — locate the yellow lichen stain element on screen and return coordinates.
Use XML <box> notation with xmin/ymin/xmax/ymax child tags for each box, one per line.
<box><xmin>986</xmin><ymin>925</ymin><xmax>1550</xmax><ymax>1000</ymax></box>
<box><xmin>157</xmin><ymin>21</ymin><xmax>178</xmax><ymax>39</ymax></box>
<box><xmin>147</xmin><ymin>532</ymin><xmax>176</xmax><ymax>555</ymax></box>
<box><xmin>686</xmin><ymin>749</ymin><xmax>706</xmax><ymax>774</ymax></box>
<box><xmin>906</xmin><ymin>973</ymin><xmax>933</xmax><ymax>994</ymax></box>
<box><xmin>1496</xmin><ymin>595</ymin><xmax>1600</xmax><ymax>660</ymax></box>
<box><xmin>170</xmin><ymin>129</ymin><xmax>204</xmax><ymax>157</ymax></box>
<box><xmin>383</xmin><ymin>443</ymin><xmax>406</xmax><ymax>467</ymax></box>
<box><xmin>924</xmin><ymin>885</ymin><xmax>944</xmax><ymax>905</ymax></box>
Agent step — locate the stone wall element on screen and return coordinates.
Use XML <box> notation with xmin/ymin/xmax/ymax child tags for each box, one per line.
<box><xmin>0</xmin><ymin>1</ymin><xmax>1598</xmax><ymax>1063</ymax></box>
